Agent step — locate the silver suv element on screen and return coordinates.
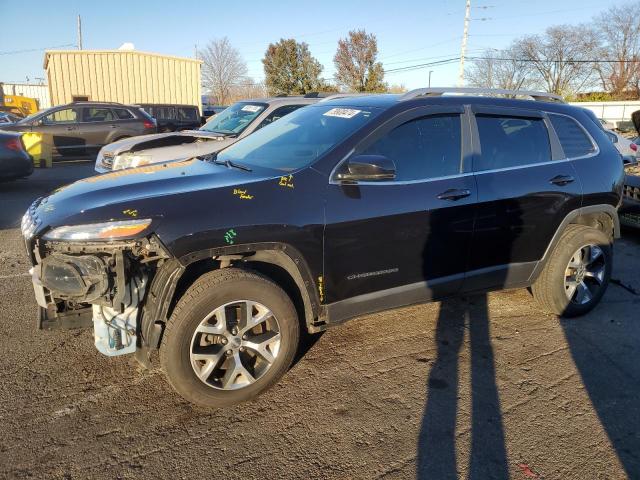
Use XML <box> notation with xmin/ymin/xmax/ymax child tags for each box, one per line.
<box><xmin>95</xmin><ymin>95</ymin><xmax>324</xmax><ymax>172</ymax></box>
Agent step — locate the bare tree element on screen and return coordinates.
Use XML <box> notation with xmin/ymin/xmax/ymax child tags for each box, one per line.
<box><xmin>201</xmin><ymin>37</ymin><xmax>248</xmax><ymax>105</ymax></box>
<box><xmin>594</xmin><ymin>2</ymin><xmax>640</xmax><ymax>96</ymax></box>
<box><xmin>227</xmin><ymin>78</ymin><xmax>268</xmax><ymax>104</ymax></box>
<box><xmin>515</xmin><ymin>25</ymin><xmax>599</xmax><ymax>95</ymax></box>
<box><xmin>467</xmin><ymin>45</ymin><xmax>537</xmax><ymax>90</ymax></box>
<box><xmin>334</xmin><ymin>30</ymin><xmax>386</xmax><ymax>92</ymax></box>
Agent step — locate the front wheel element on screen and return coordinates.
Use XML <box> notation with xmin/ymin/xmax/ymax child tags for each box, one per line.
<box><xmin>532</xmin><ymin>225</ymin><xmax>612</xmax><ymax>317</ymax></box>
<box><xmin>160</xmin><ymin>268</ymin><xmax>300</xmax><ymax>408</ymax></box>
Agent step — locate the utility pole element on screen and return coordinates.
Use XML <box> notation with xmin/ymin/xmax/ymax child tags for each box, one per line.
<box><xmin>77</xmin><ymin>15</ymin><xmax>83</xmax><ymax>50</ymax></box>
<box><xmin>428</xmin><ymin>70</ymin><xmax>434</xmax><ymax>88</ymax></box>
<box><xmin>458</xmin><ymin>0</ymin><xmax>471</xmax><ymax>87</ymax></box>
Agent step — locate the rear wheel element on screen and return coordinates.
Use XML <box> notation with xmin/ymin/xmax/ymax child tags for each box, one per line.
<box><xmin>160</xmin><ymin>268</ymin><xmax>299</xmax><ymax>408</ymax></box>
<box><xmin>532</xmin><ymin>225</ymin><xmax>612</xmax><ymax>317</ymax></box>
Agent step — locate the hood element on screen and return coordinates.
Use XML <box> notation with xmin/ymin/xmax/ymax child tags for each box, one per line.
<box><xmin>632</xmin><ymin>110</ymin><xmax>640</xmax><ymax>136</ymax></box>
<box><xmin>104</xmin><ymin>130</ymin><xmax>230</xmax><ymax>154</ymax></box>
<box><xmin>32</xmin><ymin>158</ymin><xmax>273</xmax><ymax>233</ymax></box>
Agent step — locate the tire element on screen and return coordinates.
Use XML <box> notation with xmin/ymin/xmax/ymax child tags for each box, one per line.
<box><xmin>532</xmin><ymin>225</ymin><xmax>612</xmax><ymax>317</ymax></box>
<box><xmin>160</xmin><ymin>268</ymin><xmax>300</xmax><ymax>408</ymax></box>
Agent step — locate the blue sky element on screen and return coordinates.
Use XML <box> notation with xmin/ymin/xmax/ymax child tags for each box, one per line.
<box><xmin>0</xmin><ymin>0</ymin><xmax>620</xmax><ymax>90</ymax></box>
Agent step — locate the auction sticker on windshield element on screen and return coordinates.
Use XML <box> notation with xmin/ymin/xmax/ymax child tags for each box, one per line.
<box><xmin>323</xmin><ymin>108</ymin><xmax>361</xmax><ymax>119</ymax></box>
<box><xmin>241</xmin><ymin>105</ymin><xmax>262</xmax><ymax>113</ymax></box>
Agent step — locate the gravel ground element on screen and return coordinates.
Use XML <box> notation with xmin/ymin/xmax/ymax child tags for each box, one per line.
<box><xmin>0</xmin><ymin>164</ymin><xmax>639</xmax><ymax>480</ymax></box>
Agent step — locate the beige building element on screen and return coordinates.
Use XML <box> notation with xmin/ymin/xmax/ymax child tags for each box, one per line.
<box><xmin>44</xmin><ymin>50</ymin><xmax>202</xmax><ymax>112</ymax></box>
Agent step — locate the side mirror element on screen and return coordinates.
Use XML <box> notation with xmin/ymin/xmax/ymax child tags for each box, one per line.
<box><xmin>605</xmin><ymin>131</ymin><xmax>618</xmax><ymax>144</ymax></box>
<box><xmin>335</xmin><ymin>154</ymin><xmax>396</xmax><ymax>182</ymax></box>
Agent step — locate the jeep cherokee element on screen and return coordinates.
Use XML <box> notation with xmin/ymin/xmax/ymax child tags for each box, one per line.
<box><xmin>23</xmin><ymin>87</ymin><xmax>624</xmax><ymax>408</ymax></box>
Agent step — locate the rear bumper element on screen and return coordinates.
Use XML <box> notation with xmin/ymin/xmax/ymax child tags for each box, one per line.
<box><xmin>0</xmin><ymin>152</ymin><xmax>33</xmax><ymax>180</ymax></box>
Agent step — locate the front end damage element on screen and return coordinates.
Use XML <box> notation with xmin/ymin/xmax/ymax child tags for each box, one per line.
<box><xmin>29</xmin><ymin>235</ymin><xmax>169</xmax><ymax>357</ymax></box>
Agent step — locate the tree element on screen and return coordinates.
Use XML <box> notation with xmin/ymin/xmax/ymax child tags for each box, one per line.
<box><xmin>262</xmin><ymin>39</ymin><xmax>324</xmax><ymax>95</ymax></box>
<box><xmin>514</xmin><ymin>25</ymin><xmax>599</xmax><ymax>95</ymax></box>
<box><xmin>200</xmin><ymin>37</ymin><xmax>248</xmax><ymax>105</ymax></box>
<box><xmin>594</xmin><ymin>2</ymin><xmax>640</xmax><ymax>96</ymax></box>
<box><xmin>467</xmin><ymin>45</ymin><xmax>537</xmax><ymax>91</ymax></box>
<box><xmin>333</xmin><ymin>29</ymin><xmax>386</xmax><ymax>92</ymax></box>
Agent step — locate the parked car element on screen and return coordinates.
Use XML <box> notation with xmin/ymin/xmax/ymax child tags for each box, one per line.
<box><xmin>94</xmin><ymin>95</ymin><xmax>322</xmax><ymax>172</ymax></box>
<box><xmin>587</xmin><ymin>112</ymin><xmax>638</xmax><ymax>163</ymax></box>
<box><xmin>23</xmin><ymin>87</ymin><xmax>623</xmax><ymax>408</ymax></box>
<box><xmin>0</xmin><ymin>131</ymin><xmax>33</xmax><ymax>181</ymax></box>
<box><xmin>138</xmin><ymin>104</ymin><xmax>201</xmax><ymax>132</ymax></box>
<box><xmin>620</xmin><ymin>163</ymin><xmax>640</xmax><ymax>228</ymax></box>
<box><xmin>0</xmin><ymin>112</ymin><xmax>21</xmax><ymax>124</ymax></box>
<box><xmin>2</xmin><ymin>101</ymin><xmax>156</xmax><ymax>158</ymax></box>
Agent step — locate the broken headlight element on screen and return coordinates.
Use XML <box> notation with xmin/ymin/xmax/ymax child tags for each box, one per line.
<box><xmin>43</xmin><ymin>219</ymin><xmax>152</xmax><ymax>241</ymax></box>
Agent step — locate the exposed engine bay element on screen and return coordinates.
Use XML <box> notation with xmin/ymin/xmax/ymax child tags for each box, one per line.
<box><xmin>30</xmin><ymin>235</ymin><xmax>169</xmax><ymax>356</ymax></box>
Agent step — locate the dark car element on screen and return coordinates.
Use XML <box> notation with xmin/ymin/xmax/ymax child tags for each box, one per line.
<box><xmin>138</xmin><ymin>104</ymin><xmax>201</xmax><ymax>132</ymax></box>
<box><xmin>23</xmin><ymin>87</ymin><xmax>623</xmax><ymax>408</ymax></box>
<box><xmin>2</xmin><ymin>101</ymin><xmax>156</xmax><ymax>158</ymax></box>
<box><xmin>0</xmin><ymin>131</ymin><xmax>33</xmax><ymax>181</ymax></box>
<box><xmin>202</xmin><ymin>105</ymin><xmax>227</xmax><ymax>119</ymax></box>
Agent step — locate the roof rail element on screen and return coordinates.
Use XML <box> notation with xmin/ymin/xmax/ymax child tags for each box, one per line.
<box><xmin>318</xmin><ymin>93</ymin><xmax>370</xmax><ymax>102</ymax></box>
<box><xmin>69</xmin><ymin>100</ymin><xmax>125</xmax><ymax>105</ymax></box>
<box><xmin>399</xmin><ymin>87</ymin><xmax>565</xmax><ymax>103</ymax></box>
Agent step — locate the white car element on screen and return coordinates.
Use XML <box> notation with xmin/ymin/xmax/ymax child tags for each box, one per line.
<box><xmin>596</xmin><ymin>117</ymin><xmax>638</xmax><ymax>163</ymax></box>
<box><xmin>94</xmin><ymin>96</ymin><xmax>321</xmax><ymax>172</ymax></box>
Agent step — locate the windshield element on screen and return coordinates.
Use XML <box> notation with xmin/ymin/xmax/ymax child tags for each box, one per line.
<box><xmin>217</xmin><ymin>105</ymin><xmax>381</xmax><ymax>172</ymax></box>
<box><xmin>200</xmin><ymin>102</ymin><xmax>267</xmax><ymax>134</ymax></box>
<box><xmin>17</xmin><ymin>111</ymin><xmax>41</xmax><ymax>124</ymax></box>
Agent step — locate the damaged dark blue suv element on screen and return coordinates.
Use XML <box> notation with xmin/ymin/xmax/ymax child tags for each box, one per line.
<box><xmin>24</xmin><ymin>88</ymin><xmax>624</xmax><ymax>407</ymax></box>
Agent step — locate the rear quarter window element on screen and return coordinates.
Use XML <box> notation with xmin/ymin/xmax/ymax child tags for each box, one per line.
<box><xmin>549</xmin><ymin>114</ymin><xmax>596</xmax><ymax>158</ymax></box>
<box><xmin>114</xmin><ymin>108</ymin><xmax>134</xmax><ymax>120</ymax></box>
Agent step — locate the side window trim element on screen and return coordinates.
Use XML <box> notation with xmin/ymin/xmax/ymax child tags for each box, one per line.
<box><xmin>547</xmin><ymin>112</ymin><xmax>600</xmax><ymax>161</ymax></box>
<box><xmin>330</xmin><ymin>105</ymin><xmax>469</xmax><ymax>185</ymax></box>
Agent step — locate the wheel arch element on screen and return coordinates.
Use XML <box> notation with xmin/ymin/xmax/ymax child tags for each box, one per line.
<box><xmin>528</xmin><ymin>204</ymin><xmax>619</xmax><ymax>284</ymax></box>
<box><xmin>140</xmin><ymin>242</ymin><xmax>323</xmax><ymax>355</ymax></box>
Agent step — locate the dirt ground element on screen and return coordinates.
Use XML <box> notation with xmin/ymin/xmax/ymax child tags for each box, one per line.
<box><xmin>0</xmin><ymin>164</ymin><xmax>639</xmax><ymax>480</ymax></box>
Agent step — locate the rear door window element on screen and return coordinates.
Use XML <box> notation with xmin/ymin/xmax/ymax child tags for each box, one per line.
<box><xmin>474</xmin><ymin>115</ymin><xmax>551</xmax><ymax>171</ymax></box>
<box><xmin>549</xmin><ymin>114</ymin><xmax>596</xmax><ymax>158</ymax></box>
<box><xmin>82</xmin><ymin>107</ymin><xmax>115</xmax><ymax>123</ymax></box>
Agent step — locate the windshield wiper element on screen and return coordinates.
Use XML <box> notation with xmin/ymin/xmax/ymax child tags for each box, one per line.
<box><xmin>198</xmin><ymin>153</ymin><xmax>252</xmax><ymax>172</ymax></box>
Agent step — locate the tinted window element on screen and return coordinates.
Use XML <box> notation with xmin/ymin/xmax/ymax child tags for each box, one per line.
<box><xmin>43</xmin><ymin>108</ymin><xmax>77</xmax><ymax>123</ymax></box>
<box><xmin>255</xmin><ymin>105</ymin><xmax>305</xmax><ymax>130</ymax></box>
<box><xmin>217</xmin><ymin>105</ymin><xmax>380</xmax><ymax>172</ymax></box>
<box><xmin>177</xmin><ymin>107</ymin><xmax>198</xmax><ymax>121</ymax></box>
<box><xmin>114</xmin><ymin>108</ymin><xmax>134</xmax><ymax>120</ymax></box>
<box><xmin>549</xmin><ymin>114</ymin><xmax>595</xmax><ymax>158</ymax></box>
<box><xmin>361</xmin><ymin>114</ymin><xmax>462</xmax><ymax>181</ymax></box>
<box><xmin>82</xmin><ymin>107</ymin><xmax>114</xmax><ymax>122</ymax></box>
<box><xmin>475</xmin><ymin>115</ymin><xmax>551</xmax><ymax>171</ymax></box>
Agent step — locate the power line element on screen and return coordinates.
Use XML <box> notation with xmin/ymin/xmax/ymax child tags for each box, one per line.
<box><xmin>0</xmin><ymin>43</ymin><xmax>76</xmax><ymax>55</ymax></box>
<box><xmin>469</xmin><ymin>56</ymin><xmax>640</xmax><ymax>64</ymax></box>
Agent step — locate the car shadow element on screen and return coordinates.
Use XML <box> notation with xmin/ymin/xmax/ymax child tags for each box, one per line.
<box><xmin>559</xmin><ymin>227</ymin><xmax>640</xmax><ymax>477</ymax></box>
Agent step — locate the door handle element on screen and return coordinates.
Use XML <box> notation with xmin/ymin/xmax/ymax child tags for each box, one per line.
<box><xmin>66</xmin><ymin>126</ymin><xmax>76</xmax><ymax>131</ymax></box>
<box><xmin>110</xmin><ymin>124</ymin><xmax>118</xmax><ymax>128</ymax></box>
<box><xmin>549</xmin><ymin>174</ymin><xmax>575</xmax><ymax>186</ymax></box>
<box><xmin>437</xmin><ymin>188</ymin><xmax>471</xmax><ymax>201</ymax></box>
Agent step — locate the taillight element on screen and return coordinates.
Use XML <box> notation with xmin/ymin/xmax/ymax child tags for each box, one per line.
<box><xmin>143</xmin><ymin>120</ymin><xmax>155</xmax><ymax>129</ymax></box>
<box><xmin>6</xmin><ymin>138</ymin><xmax>23</xmax><ymax>151</ymax></box>
<box><xmin>630</xmin><ymin>143</ymin><xmax>637</xmax><ymax>152</ymax></box>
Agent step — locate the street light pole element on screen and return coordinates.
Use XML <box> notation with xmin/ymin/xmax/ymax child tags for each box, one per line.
<box><xmin>428</xmin><ymin>70</ymin><xmax>434</xmax><ymax>88</ymax></box>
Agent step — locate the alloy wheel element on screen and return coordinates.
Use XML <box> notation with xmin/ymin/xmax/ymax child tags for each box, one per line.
<box><xmin>189</xmin><ymin>300</ymin><xmax>281</xmax><ymax>390</ymax></box>
<box><xmin>564</xmin><ymin>244</ymin><xmax>606</xmax><ymax>305</ymax></box>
